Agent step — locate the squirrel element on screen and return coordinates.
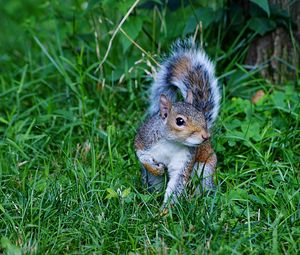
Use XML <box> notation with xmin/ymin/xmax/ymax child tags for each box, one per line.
<box><xmin>134</xmin><ymin>38</ymin><xmax>221</xmax><ymax>205</ymax></box>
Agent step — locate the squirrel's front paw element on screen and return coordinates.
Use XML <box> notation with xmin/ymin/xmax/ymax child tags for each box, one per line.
<box><xmin>148</xmin><ymin>158</ymin><xmax>166</xmax><ymax>176</ymax></box>
<box><xmin>142</xmin><ymin>157</ymin><xmax>166</xmax><ymax>176</ymax></box>
<box><xmin>153</xmin><ymin>162</ymin><xmax>166</xmax><ymax>175</ymax></box>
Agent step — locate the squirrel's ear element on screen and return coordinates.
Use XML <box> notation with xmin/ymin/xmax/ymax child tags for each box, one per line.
<box><xmin>186</xmin><ymin>89</ymin><xmax>193</xmax><ymax>104</ymax></box>
<box><xmin>160</xmin><ymin>94</ymin><xmax>171</xmax><ymax>119</ymax></box>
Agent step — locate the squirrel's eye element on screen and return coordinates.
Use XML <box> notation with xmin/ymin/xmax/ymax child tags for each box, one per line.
<box><xmin>176</xmin><ymin>117</ymin><xmax>185</xmax><ymax>126</ymax></box>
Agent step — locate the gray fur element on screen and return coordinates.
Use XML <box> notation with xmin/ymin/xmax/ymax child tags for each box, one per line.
<box><xmin>135</xmin><ymin>114</ymin><xmax>166</xmax><ymax>149</ymax></box>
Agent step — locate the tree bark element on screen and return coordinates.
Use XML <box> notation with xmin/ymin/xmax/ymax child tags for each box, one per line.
<box><xmin>245</xmin><ymin>0</ymin><xmax>299</xmax><ymax>83</ymax></box>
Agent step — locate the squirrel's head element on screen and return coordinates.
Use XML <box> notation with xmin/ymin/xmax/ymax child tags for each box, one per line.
<box><xmin>159</xmin><ymin>93</ymin><xmax>210</xmax><ymax>146</ymax></box>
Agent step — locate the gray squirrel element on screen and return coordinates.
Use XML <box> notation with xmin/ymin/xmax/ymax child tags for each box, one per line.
<box><xmin>134</xmin><ymin>38</ymin><xmax>221</xmax><ymax>205</ymax></box>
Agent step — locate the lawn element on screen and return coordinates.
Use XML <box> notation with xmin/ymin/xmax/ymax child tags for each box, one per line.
<box><xmin>0</xmin><ymin>1</ymin><xmax>299</xmax><ymax>254</ymax></box>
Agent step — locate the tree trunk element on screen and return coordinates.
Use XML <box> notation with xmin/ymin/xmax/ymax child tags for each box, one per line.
<box><xmin>245</xmin><ymin>0</ymin><xmax>299</xmax><ymax>84</ymax></box>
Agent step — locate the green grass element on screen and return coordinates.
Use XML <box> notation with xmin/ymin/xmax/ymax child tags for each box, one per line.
<box><xmin>0</xmin><ymin>1</ymin><xmax>299</xmax><ymax>254</ymax></box>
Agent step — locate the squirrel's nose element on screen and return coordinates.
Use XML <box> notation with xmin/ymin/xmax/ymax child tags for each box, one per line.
<box><xmin>202</xmin><ymin>132</ymin><xmax>210</xmax><ymax>140</ymax></box>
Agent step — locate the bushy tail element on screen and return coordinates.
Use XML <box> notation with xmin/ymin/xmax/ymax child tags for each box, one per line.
<box><xmin>149</xmin><ymin>38</ymin><xmax>220</xmax><ymax>129</ymax></box>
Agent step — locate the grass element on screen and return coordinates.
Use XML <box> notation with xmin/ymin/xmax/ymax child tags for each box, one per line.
<box><xmin>0</xmin><ymin>1</ymin><xmax>299</xmax><ymax>254</ymax></box>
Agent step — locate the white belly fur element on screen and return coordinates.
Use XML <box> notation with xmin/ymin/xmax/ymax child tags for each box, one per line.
<box><xmin>148</xmin><ymin>140</ymin><xmax>190</xmax><ymax>172</ymax></box>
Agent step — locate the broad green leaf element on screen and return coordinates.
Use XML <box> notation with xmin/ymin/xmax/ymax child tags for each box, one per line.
<box><xmin>228</xmin><ymin>130</ymin><xmax>245</xmax><ymax>140</ymax></box>
<box><xmin>248</xmin><ymin>17</ymin><xmax>276</xmax><ymax>35</ymax></box>
<box><xmin>166</xmin><ymin>7</ymin><xmax>189</xmax><ymax>38</ymax></box>
<box><xmin>271</xmin><ymin>91</ymin><xmax>285</xmax><ymax>108</ymax></box>
<box><xmin>100</xmin><ymin>0</ymin><xmax>136</xmax><ymax>15</ymax></box>
<box><xmin>250</xmin><ymin>0</ymin><xmax>270</xmax><ymax>16</ymax></box>
<box><xmin>226</xmin><ymin>130</ymin><xmax>245</xmax><ymax>146</ymax></box>
<box><xmin>184</xmin><ymin>7</ymin><xmax>223</xmax><ymax>35</ymax></box>
<box><xmin>105</xmin><ymin>188</ymin><xmax>118</xmax><ymax>199</ymax></box>
<box><xmin>230</xmin><ymin>97</ymin><xmax>251</xmax><ymax>115</ymax></box>
<box><xmin>120</xmin><ymin>16</ymin><xmax>143</xmax><ymax>53</ymax></box>
<box><xmin>116</xmin><ymin>0</ymin><xmax>137</xmax><ymax>14</ymax></box>
<box><xmin>228</xmin><ymin>188</ymin><xmax>248</xmax><ymax>201</ymax></box>
<box><xmin>224</xmin><ymin>119</ymin><xmax>242</xmax><ymax>130</ymax></box>
<box><xmin>121</xmin><ymin>188</ymin><xmax>131</xmax><ymax>198</ymax></box>
<box><xmin>241</xmin><ymin>122</ymin><xmax>261</xmax><ymax>141</ymax></box>
<box><xmin>139</xmin><ymin>194</ymin><xmax>152</xmax><ymax>203</ymax></box>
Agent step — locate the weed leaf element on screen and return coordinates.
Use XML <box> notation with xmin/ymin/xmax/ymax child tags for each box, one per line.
<box><xmin>250</xmin><ymin>0</ymin><xmax>270</xmax><ymax>16</ymax></box>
